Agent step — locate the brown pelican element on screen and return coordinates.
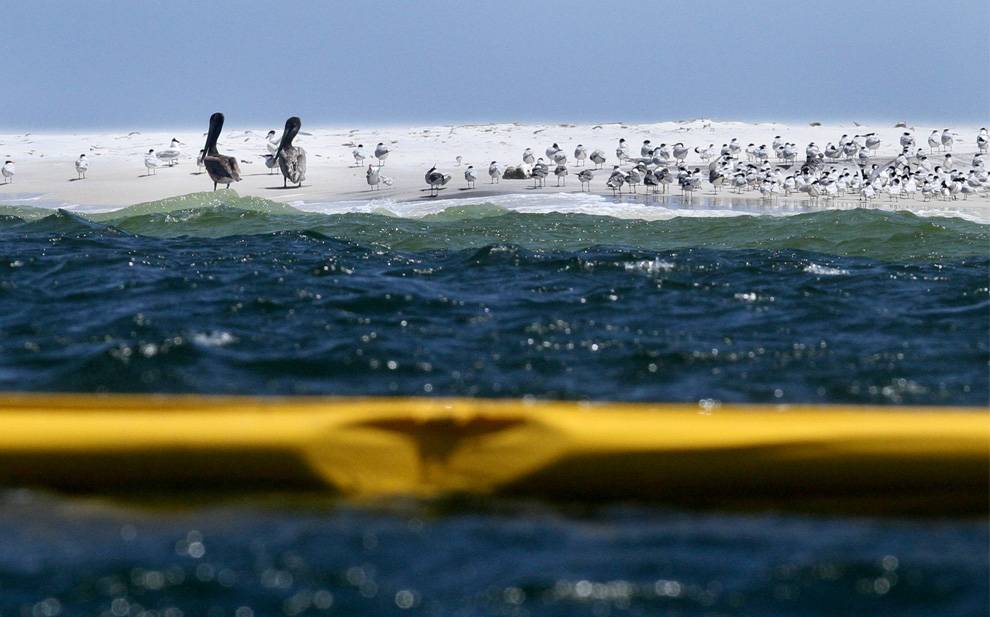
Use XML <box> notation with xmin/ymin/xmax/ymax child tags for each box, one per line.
<box><xmin>273</xmin><ymin>116</ymin><xmax>306</xmax><ymax>187</ymax></box>
<box><xmin>202</xmin><ymin>112</ymin><xmax>242</xmax><ymax>191</ymax></box>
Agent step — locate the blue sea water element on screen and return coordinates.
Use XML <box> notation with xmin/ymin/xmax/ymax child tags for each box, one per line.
<box><xmin>0</xmin><ymin>193</ymin><xmax>987</xmax><ymax>616</ymax></box>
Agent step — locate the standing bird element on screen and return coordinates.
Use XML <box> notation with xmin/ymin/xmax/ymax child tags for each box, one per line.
<box><xmin>977</xmin><ymin>128</ymin><xmax>989</xmax><ymax>154</ymax></box>
<box><xmin>574</xmin><ymin>144</ymin><xmax>587</xmax><ymax>166</ymax></box>
<box><xmin>522</xmin><ymin>148</ymin><xmax>535</xmax><ymax>166</ymax></box>
<box><xmin>260</xmin><ymin>153</ymin><xmax>278</xmax><ymax>174</ymax></box>
<box><xmin>606</xmin><ymin>166</ymin><xmax>626</xmax><ymax>195</ymax></box>
<box><xmin>640</xmin><ymin>140</ymin><xmax>653</xmax><ymax>158</ymax></box>
<box><xmin>352</xmin><ymin>144</ymin><xmax>366</xmax><ymax>167</ymax></box>
<box><xmin>546</xmin><ymin>143</ymin><xmax>561</xmax><ymax>160</ymax></box>
<box><xmin>156</xmin><ymin>138</ymin><xmax>183</xmax><ymax>166</ymax></box>
<box><xmin>425</xmin><ymin>166</ymin><xmax>451</xmax><ymax>197</ymax></box>
<box><xmin>554</xmin><ymin>163</ymin><xmax>567</xmax><ymax>186</ymax></box>
<box><xmin>366</xmin><ymin>165</ymin><xmax>381</xmax><ymax>190</ymax></box>
<box><xmin>488</xmin><ymin>161</ymin><xmax>502</xmax><ymax>183</ymax></box>
<box><xmin>577</xmin><ymin>168</ymin><xmax>594</xmax><ymax>191</ymax></box>
<box><xmin>616</xmin><ymin>138</ymin><xmax>631</xmax><ymax>163</ymax></box>
<box><xmin>941</xmin><ymin>128</ymin><xmax>954</xmax><ymax>152</ymax></box>
<box><xmin>273</xmin><ymin>116</ymin><xmax>306</xmax><ymax>187</ymax></box>
<box><xmin>202</xmin><ymin>112</ymin><xmax>242</xmax><ymax>191</ymax></box>
<box><xmin>74</xmin><ymin>154</ymin><xmax>89</xmax><ymax>179</ymax></box>
<box><xmin>1</xmin><ymin>160</ymin><xmax>14</xmax><ymax>183</ymax></box>
<box><xmin>531</xmin><ymin>158</ymin><xmax>549</xmax><ymax>187</ymax></box>
<box><xmin>374</xmin><ymin>142</ymin><xmax>390</xmax><ymax>166</ymax></box>
<box><xmin>464</xmin><ymin>164</ymin><xmax>478</xmax><ymax>188</ymax></box>
<box><xmin>927</xmin><ymin>130</ymin><xmax>941</xmax><ymax>153</ymax></box>
<box><xmin>589</xmin><ymin>148</ymin><xmax>606</xmax><ymax>169</ymax></box>
<box><xmin>143</xmin><ymin>150</ymin><xmax>160</xmax><ymax>175</ymax></box>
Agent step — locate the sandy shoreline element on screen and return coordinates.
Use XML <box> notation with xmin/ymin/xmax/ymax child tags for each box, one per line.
<box><xmin>1</xmin><ymin>120</ymin><xmax>987</xmax><ymax>220</ymax></box>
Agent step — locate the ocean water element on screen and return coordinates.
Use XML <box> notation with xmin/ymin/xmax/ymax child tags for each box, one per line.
<box><xmin>0</xmin><ymin>192</ymin><xmax>987</xmax><ymax>616</ymax></box>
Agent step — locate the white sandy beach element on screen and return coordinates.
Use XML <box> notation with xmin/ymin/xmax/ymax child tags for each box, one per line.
<box><xmin>1</xmin><ymin>120</ymin><xmax>987</xmax><ymax>220</ymax></box>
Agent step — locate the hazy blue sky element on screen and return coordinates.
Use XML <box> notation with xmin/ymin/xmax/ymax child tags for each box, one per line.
<box><xmin>3</xmin><ymin>0</ymin><xmax>987</xmax><ymax>131</ymax></box>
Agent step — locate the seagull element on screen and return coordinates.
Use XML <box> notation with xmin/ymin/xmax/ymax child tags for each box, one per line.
<box><xmin>74</xmin><ymin>154</ymin><xmax>89</xmax><ymax>179</ymax></box>
<box><xmin>577</xmin><ymin>168</ymin><xmax>593</xmax><ymax>191</ymax></box>
<box><xmin>940</xmin><ymin>128</ymin><xmax>954</xmax><ymax>152</ymax></box>
<box><xmin>616</xmin><ymin>139</ymin><xmax>631</xmax><ymax>163</ymax></box>
<box><xmin>1</xmin><ymin>160</ymin><xmax>14</xmax><ymax>183</ymax></box>
<box><xmin>202</xmin><ymin>112</ymin><xmax>242</xmax><ymax>190</ymax></box>
<box><xmin>899</xmin><ymin>132</ymin><xmax>915</xmax><ymax>149</ymax></box>
<box><xmin>728</xmin><ymin>138</ymin><xmax>741</xmax><ymax>158</ymax></box>
<box><xmin>266</xmin><ymin>130</ymin><xmax>281</xmax><ymax>155</ymax></box>
<box><xmin>260</xmin><ymin>153</ymin><xmax>278</xmax><ymax>174</ymax></box>
<box><xmin>488</xmin><ymin>161</ymin><xmax>502</xmax><ymax>184</ymax></box>
<box><xmin>374</xmin><ymin>142</ymin><xmax>390</xmax><ymax>166</ymax></box>
<box><xmin>546</xmin><ymin>143</ymin><xmax>561</xmax><ymax>159</ymax></box>
<box><xmin>694</xmin><ymin>144</ymin><xmax>716</xmax><ymax>161</ymax></box>
<box><xmin>488</xmin><ymin>161</ymin><xmax>502</xmax><ymax>183</ymax></box>
<box><xmin>143</xmin><ymin>150</ymin><xmax>160</xmax><ymax>175</ymax></box>
<box><xmin>574</xmin><ymin>144</ymin><xmax>587</xmax><ymax>166</ymax></box>
<box><xmin>977</xmin><ymin>128</ymin><xmax>989</xmax><ymax>154</ymax></box>
<box><xmin>640</xmin><ymin>140</ymin><xmax>652</xmax><ymax>158</ymax></box>
<box><xmin>352</xmin><ymin>144</ymin><xmax>366</xmax><ymax>166</ymax></box>
<box><xmin>156</xmin><ymin>138</ymin><xmax>183</xmax><ymax>166</ymax></box>
<box><xmin>554</xmin><ymin>163</ymin><xmax>567</xmax><ymax>186</ymax></box>
<box><xmin>928</xmin><ymin>130</ymin><xmax>941</xmax><ymax>153</ymax></box>
<box><xmin>532</xmin><ymin>158</ymin><xmax>549</xmax><ymax>187</ymax></box>
<box><xmin>553</xmin><ymin>150</ymin><xmax>567</xmax><ymax>166</ymax></box>
<box><xmin>273</xmin><ymin>116</ymin><xmax>306</xmax><ymax>187</ymax></box>
<box><xmin>864</xmin><ymin>133</ymin><xmax>881</xmax><ymax>154</ymax></box>
<box><xmin>606</xmin><ymin>165</ymin><xmax>626</xmax><ymax>195</ymax></box>
<box><xmin>589</xmin><ymin>148</ymin><xmax>606</xmax><ymax>169</ymax></box>
<box><xmin>522</xmin><ymin>148</ymin><xmax>535</xmax><ymax>166</ymax></box>
<box><xmin>672</xmin><ymin>142</ymin><xmax>689</xmax><ymax>165</ymax></box>
<box><xmin>425</xmin><ymin>165</ymin><xmax>451</xmax><ymax>196</ymax></box>
<box><xmin>464</xmin><ymin>164</ymin><xmax>478</xmax><ymax>188</ymax></box>
<box><xmin>366</xmin><ymin>164</ymin><xmax>381</xmax><ymax>190</ymax></box>
<box><xmin>626</xmin><ymin>163</ymin><xmax>644</xmax><ymax>192</ymax></box>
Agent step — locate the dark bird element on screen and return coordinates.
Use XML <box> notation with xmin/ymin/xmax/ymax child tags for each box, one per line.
<box><xmin>274</xmin><ymin>116</ymin><xmax>307</xmax><ymax>187</ymax></box>
<box><xmin>202</xmin><ymin>113</ymin><xmax>241</xmax><ymax>191</ymax></box>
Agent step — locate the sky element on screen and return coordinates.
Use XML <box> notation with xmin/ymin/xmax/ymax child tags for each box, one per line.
<box><xmin>2</xmin><ymin>0</ymin><xmax>988</xmax><ymax>131</ymax></box>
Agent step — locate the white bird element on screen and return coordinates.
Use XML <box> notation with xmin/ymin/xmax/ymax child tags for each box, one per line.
<box><xmin>1</xmin><ymin>160</ymin><xmax>14</xmax><ymax>183</ymax></box>
<box><xmin>366</xmin><ymin>164</ymin><xmax>381</xmax><ymax>190</ymax></box>
<box><xmin>266</xmin><ymin>130</ymin><xmax>281</xmax><ymax>155</ymax></box>
<box><xmin>74</xmin><ymin>154</ymin><xmax>89</xmax><ymax>179</ymax></box>
<box><xmin>940</xmin><ymin>128</ymin><xmax>954</xmax><ymax>152</ymax></box>
<box><xmin>616</xmin><ymin>139</ymin><xmax>631</xmax><ymax>163</ymax></box>
<box><xmin>374</xmin><ymin>142</ymin><xmax>390</xmax><ymax>166</ymax></box>
<box><xmin>352</xmin><ymin>144</ymin><xmax>366</xmax><ymax>167</ymax></box>
<box><xmin>672</xmin><ymin>143</ymin><xmax>689</xmax><ymax>164</ymax></box>
<box><xmin>425</xmin><ymin>166</ymin><xmax>451</xmax><ymax>196</ymax></box>
<box><xmin>574</xmin><ymin>144</ymin><xmax>587</xmax><ymax>166</ymax></box>
<box><xmin>488</xmin><ymin>161</ymin><xmax>502</xmax><ymax>183</ymax></box>
<box><xmin>695</xmin><ymin>144</ymin><xmax>716</xmax><ymax>161</ymax></box>
<box><xmin>728</xmin><ymin>138</ymin><xmax>741</xmax><ymax>158</ymax></box>
<box><xmin>546</xmin><ymin>143</ymin><xmax>561</xmax><ymax>160</ymax></box>
<box><xmin>626</xmin><ymin>163</ymin><xmax>644</xmax><ymax>193</ymax></box>
<box><xmin>554</xmin><ymin>163</ymin><xmax>567</xmax><ymax>186</ymax></box>
<box><xmin>928</xmin><ymin>130</ymin><xmax>941</xmax><ymax>153</ymax></box>
<box><xmin>865</xmin><ymin>133</ymin><xmax>881</xmax><ymax>154</ymax></box>
<box><xmin>589</xmin><ymin>149</ymin><xmax>606</xmax><ymax>169</ymax></box>
<box><xmin>640</xmin><ymin>140</ymin><xmax>653</xmax><ymax>158</ymax></box>
<box><xmin>977</xmin><ymin>128</ymin><xmax>989</xmax><ymax>154</ymax></box>
<box><xmin>522</xmin><ymin>148</ymin><xmax>535</xmax><ymax>166</ymax></box>
<box><xmin>464</xmin><ymin>164</ymin><xmax>478</xmax><ymax>188</ymax></box>
<box><xmin>156</xmin><ymin>138</ymin><xmax>183</xmax><ymax>166</ymax></box>
<box><xmin>143</xmin><ymin>150</ymin><xmax>161</xmax><ymax>175</ymax></box>
<box><xmin>577</xmin><ymin>168</ymin><xmax>593</xmax><ymax>191</ymax></box>
<box><xmin>899</xmin><ymin>132</ymin><xmax>915</xmax><ymax>149</ymax></box>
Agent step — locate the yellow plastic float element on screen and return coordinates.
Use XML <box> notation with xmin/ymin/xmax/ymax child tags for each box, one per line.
<box><xmin>0</xmin><ymin>393</ymin><xmax>986</xmax><ymax>514</ymax></box>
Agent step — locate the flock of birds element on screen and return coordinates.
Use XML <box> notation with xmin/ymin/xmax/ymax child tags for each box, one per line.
<box><xmin>379</xmin><ymin>126</ymin><xmax>990</xmax><ymax>203</ymax></box>
<box><xmin>3</xmin><ymin>119</ymin><xmax>988</xmax><ymax>206</ymax></box>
